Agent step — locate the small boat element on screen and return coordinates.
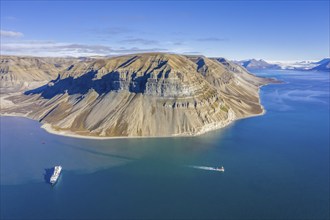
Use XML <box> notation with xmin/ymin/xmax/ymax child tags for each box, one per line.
<box><xmin>215</xmin><ymin>166</ymin><xmax>225</xmax><ymax>172</ymax></box>
<box><xmin>50</xmin><ymin>166</ymin><xmax>62</xmax><ymax>185</ymax></box>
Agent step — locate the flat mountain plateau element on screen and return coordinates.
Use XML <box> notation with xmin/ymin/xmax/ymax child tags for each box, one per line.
<box><xmin>0</xmin><ymin>53</ymin><xmax>276</xmax><ymax>138</ymax></box>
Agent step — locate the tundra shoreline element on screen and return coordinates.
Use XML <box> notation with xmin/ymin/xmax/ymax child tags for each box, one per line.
<box><xmin>0</xmin><ymin>105</ymin><xmax>266</xmax><ymax>140</ymax></box>
<box><xmin>0</xmin><ymin>84</ymin><xmax>268</xmax><ymax>140</ymax></box>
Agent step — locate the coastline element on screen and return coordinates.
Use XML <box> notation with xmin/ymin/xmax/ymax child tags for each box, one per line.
<box><xmin>0</xmin><ymin>107</ymin><xmax>266</xmax><ymax>140</ymax></box>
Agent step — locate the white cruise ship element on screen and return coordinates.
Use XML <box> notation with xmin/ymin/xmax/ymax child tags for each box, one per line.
<box><xmin>215</xmin><ymin>166</ymin><xmax>225</xmax><ymax>172</ymax></box>
<box><xmin>50</xmin><ymin>166</ymin><xmax>62</xmax><ymax>185</ymax></box>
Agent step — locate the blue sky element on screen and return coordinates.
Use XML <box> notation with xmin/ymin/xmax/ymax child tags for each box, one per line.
<box><xmin>1</xmin><ymin>0</ymin><xmax>329</xmax><ymax>60</ymax></box>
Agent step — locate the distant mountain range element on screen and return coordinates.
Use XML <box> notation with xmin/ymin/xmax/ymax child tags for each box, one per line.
<box><xmin>311</xmin><ymin>58</ymin><xmax>330</xmax><ymax>71</ymax></box>
<box><xmin>235</xmin><ymin>59</ymin><xmax>281</xmax><ymax>70</ymax></box>
<box><xmin>235</xmin><ymin>58</ymin><xmax>330</xmax><ymax>72</ymax></box>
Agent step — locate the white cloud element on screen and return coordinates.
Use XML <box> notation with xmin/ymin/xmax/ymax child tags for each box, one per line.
<box><xmin>0</xmin><ymin>41</ymin><xmax>168</xmax><ymax>57</ymax></box>
<box><xmin>0</xmin><ymin>30</ymin><xmax>24</xmax><ymax>38</ymax></box>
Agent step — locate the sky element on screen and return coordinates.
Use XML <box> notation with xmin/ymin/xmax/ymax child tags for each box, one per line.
<box><xmin>0</xmin><ymin>0</ymin><xmax>329</xmax><ymax>61</ymax></box>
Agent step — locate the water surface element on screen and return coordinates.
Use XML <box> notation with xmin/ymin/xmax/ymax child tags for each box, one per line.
<box><xmin>1</xmin><ymin>70</ymin><xmax>329</xmax><ymax>219</ymax></box>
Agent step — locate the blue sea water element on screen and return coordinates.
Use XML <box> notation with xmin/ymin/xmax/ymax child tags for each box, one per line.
<box><xmin>1</xmin><ymin>70</ymin><xmax>329</xmax><ymax>219</ymax></box>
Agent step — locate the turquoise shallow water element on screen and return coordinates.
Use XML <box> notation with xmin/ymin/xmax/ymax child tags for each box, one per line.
<box><xmin>1</xmin><ymin>70</ymin><xmax>329</xmax><ymax>219</ymax></box>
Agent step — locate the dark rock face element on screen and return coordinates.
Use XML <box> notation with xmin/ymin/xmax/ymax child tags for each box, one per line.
<box><xmin>26</xmin><ymin>54</ymin><xmax>215</xmax><ymax>99</ymax></box>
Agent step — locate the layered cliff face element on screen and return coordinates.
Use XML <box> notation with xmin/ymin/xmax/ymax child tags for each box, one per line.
<box><xmin>0</xmin><ymin>56</ymin><xmax>88</xmax><ymax>93</ymax></box>
<box><xmin>1</xmin><ymin>53</ymin><xmax>272</xmax><ymax>137</ymax></box>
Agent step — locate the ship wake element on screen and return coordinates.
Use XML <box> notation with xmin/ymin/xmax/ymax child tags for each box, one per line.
<box><xmin>187</xmin><ymin>165</ymin><xmax>224</xmax><ymax>172</ymax></box>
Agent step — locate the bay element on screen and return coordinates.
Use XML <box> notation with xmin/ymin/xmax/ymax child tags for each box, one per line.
<box><xmin>1</xmin><ymin>70</ymin><xmax>329</xmax><ymax>219</ymax></box>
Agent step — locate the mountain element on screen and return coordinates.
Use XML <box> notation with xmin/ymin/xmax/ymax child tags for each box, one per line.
<box><xmin>235</xmin><ymin>59</ymin><xmax>281</xmax><ymax>70</ymax></box>
<box><xmin>268</xmin><ymin>58</ymin><xmax>330</xmax><ymax>71</ymax></box>
<box><xmin>212</xmin><ymin>57</ymin><xmax>249</xmax><ymax>73</ymax></box>
<box><xmin>1</xmin><ymin>53</ymin><xmax>275</xmax><ymax>138</ymax></box>
<box><xmin>0</xmin><ymin>55</ymin><xmax>93</xmax><ymax>93</ymax></box>
<box><xmin>311</xmin><ymin>58</ymin><xmax>330</xmax><ymax>71</ymax></box>
<box><xmin>313</xmin><ymin>58</ymin><xmax>330</xmax><ymax>65</ymax></box>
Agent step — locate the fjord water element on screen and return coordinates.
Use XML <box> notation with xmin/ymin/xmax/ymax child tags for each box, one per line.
<box><xmin>1</xmin><ymin>70</ymin><xmax>329</xmax><ymax>219</ymax></box>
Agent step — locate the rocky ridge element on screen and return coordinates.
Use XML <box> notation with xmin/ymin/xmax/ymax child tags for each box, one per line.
<box><xmin>0</xmin><ymin>55</ymin><xmax>91</xmax><ymax>93</ymax></box>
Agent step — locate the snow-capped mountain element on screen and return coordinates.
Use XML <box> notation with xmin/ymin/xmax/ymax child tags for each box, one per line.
<box><xmin>268</xmin><ymin>60</ymin><xmax>317</xmax><ymax>70</ymax></box>
<box><xmin>311</xmin><ymin>58</ymin><xmax>330</xmax><ymax>71</ymax></box>
<box><xmin>236</xmin><ymin>58</ymin><xmax>329</xmax><ymax>72</ymax></box>
<box><xmin>234</xmin><ymin>59</ymin><xmax>281</xmax><ymax>70</ymax></box>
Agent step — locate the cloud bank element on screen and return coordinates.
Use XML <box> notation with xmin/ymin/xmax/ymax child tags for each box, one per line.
<box><xmin>0</xmin><ymin>30</ymin><xmax>24</xmax><ymax>38</ymax></box>
<box><xmin>0</xmin><ymin>41</ymin><xmax>168</xmax><ymax>57</ymax></box>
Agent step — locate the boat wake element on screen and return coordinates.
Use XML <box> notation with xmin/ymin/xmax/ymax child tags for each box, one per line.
<box><xmin>187</xmin><ymin>165</ymin><xmax>225</xmax><ymax>172</ymax></box>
